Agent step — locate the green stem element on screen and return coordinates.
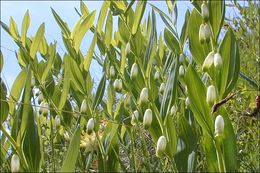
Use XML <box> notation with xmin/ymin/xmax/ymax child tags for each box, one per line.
<box><xmin>214</xmin><ymin>138</ymin><xmax>226</xmax><ymax>172</ymax></box>
<box><xmin>151</xmin><ymin>102</ymin><xmax>165</xmax><ymax>136</ymax></box>
<box><xmin>95</xmin><ymin>131</ymin><xmax>107</xmax><ymax>171</ymax></box>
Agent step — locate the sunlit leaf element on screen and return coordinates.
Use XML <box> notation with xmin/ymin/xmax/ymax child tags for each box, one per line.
<box><xmin>21</xmin><ymin>10</ymin><xmax>30</xmax><ymax>47</ymax></box>
<box><xmin>30</xmin><ymin>23</ymin><xmax>45</xmax><ymax>59</ymax></box>
<box><xmin>60</xmin><ymin>126</ymin><xmax>81</xmax><ymax>172</ymax></box>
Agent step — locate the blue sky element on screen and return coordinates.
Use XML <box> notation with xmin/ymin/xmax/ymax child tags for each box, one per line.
<box><xmin>1</xmin><ymin>1</ymin><xmax>192</xmax><ymax>89</ymax></box>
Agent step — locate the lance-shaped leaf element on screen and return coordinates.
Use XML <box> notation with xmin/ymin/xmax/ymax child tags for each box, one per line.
<box><xmin>60</xmin><ymin>126</ymin><xmax>81</xmax><ymax>172</ymax></box>
<box><xmin>185</xmin><ymin>64</ymin><xmax>213</xmax><ymax>137</ymax></box>
<box><xmin>73</xmin><ymin>11</ymin><xmax>96</xmax><ymax>53</ymax></box>
<box><xmin>105</xmin><ymin>11</ymin><xmax>113</xmax><ymax>48</ymax></box>
<box><xmin>41</xmin><ymin>43</ymin><xmax>56</xmax><ymax>84</ymax></box>
<box><xmin>93</xmin><ymin>74</ymin><xmax>106</xmax><ymax>110</ymax></box>
<box><xmin>84</xmin><ymin>33</ymin><xmax>97</xmax><ymax>71</ymax></box>
<box><xmin>132</xmin><ymin>0</ymin><xmax>147</xmax><ymax>35</ymax></box>
<box><xmin>164</xmin><ymin>28</ymin><xmax>180</xmax><ymax>54</ymax></box>
<box><xmin>160</xmin><ymin>57</ymin><xmax>179</xmax><ymax>120</ymax></box>
<box><xmin>96</xmin><ymin>2</ymin><xmax>109</xmax><ymax>34</ymax></box>
<box><xmin>9</xmin><ymin>17</ymin><xmax>19</xmax><ymax>40</ymax></box>
<box><xmin>30</xmin><ymin>23</ymin><xmax>45</xmax><ymax>59</ymax></box>
<box><xmin>21</xmin><ymin>10</ymin><xmax>30</xmax><ymax>47</ymax></box>
<box><xmin>51</xmin><ymin>8</ymin><xmax>71</xmax><ymax>38</ymax></box>
<box><xmin>209</xmin><ymin>0</ymin><xmax>225</xmax><ymax>41</ymax></box>
<box><xmin>219</xmin><ymin>28</ymin><xmax>240</xmax><ymax>98</ymax></box>
<box><xmin>9</xmin><ymin>69</ymin><xmax>27</xmax><ymax>115</ymax></box>
<box><xmin>80</xmin><ymin>1</ymin><xmax>89</xmax><ymax>15</ymax></box>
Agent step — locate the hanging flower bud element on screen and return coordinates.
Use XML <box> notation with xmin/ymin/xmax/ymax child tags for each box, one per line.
<box><xmin>215</xmin><ymin>115</ymin><xmax>224</xmax><ymax>137</ymax></box>
<box><xmin>80</xmin><ymin>99</ymin><xmax>87</xmax><ymax>114</ymax></box>
<box><xmin>159</xmin><ymin>83</ymin><xmax>166</xmax><ymax>94</ymax></box>
<box><xmin>130</xmin><ymin>63</ymin><xmax>138</xmax><ymax>79</ymax></box>
<box><xmin>199</xmin><ymin>24</ymin><xmax>206</xmax><ymax>44</ymax></box>
<box><xmin>185</xmin><ymin>97</ymin><xmax>190</xmax><ymax>108</ymax></box>
<box><xmin>206</xmin><ymin>85</ymin><xmax>217</xmax><ymax>106</ymax></box>
<box><xmin>124</xmin><ymin>93</ymin><xmax>131</xmax><ymax>108</ymax></box>
<box><xmin>87</xmin><ymin>118</ymin><xmax>95</xmax><ymax>135</ymax></box>
<box><xmin>64</xmin><ymin>131</ymin><xmax>70</xmax><ymax>141</ymax></box>
<box><xmin>39</xmin><ymin>102</ymin><xmax>49</xmax><ymax>116</ymax></box>
<box><xmin>113</xmin><ymin>79</ymin><xmax>123</xmax><ymax>92</ymax></box>
<box><xmin>131</xmin><ymin>110</ymin><xmax>139</xmax><ymax>126</ymax></box>
<box><xmin>109</xmin><ymin>66</ymin><xmax>116</xmax><ymax>79</ymax></box>
<box><xmin>179</xmin><ymin>65</ymin><xmax>185</xmax><ymax>77</ymax></box>
<box><xmin>125</xmin><ymin>42</ymin><xmax>131</xmax><ymax>55</ymax></box>
<box><xmin>202</xmin><ymin>51</ymin><xmax>214</xmax><ymax>72</ymax></box>
<box><xmin>154</xmin><ymin>70</ymin><xmax>160</xmax><ymax>80</ymax></box>
<box><xmin>201</xmin><ymin>3</ymin><xmax>209</xmax><ymax>21</ymax></box>
<box><xmin>143</xmin><ymin>109</ymin><xmax>153</xmax><ymax>129</ymax></box>
<box><xmin>204</xmin><ymin>24</ymin><xmax>211</xmax><ymax>43</ymax></box>
<box><xmin>170</xmin><ymin>105</ymin><xmax>177</xmax><ymax>115</ymax></box>
<box><xmin>55</xmin><ymin>115</ymin><xmax>61</xmax><ymax>127</ymax></box>
<box><xmin>156</xmin><ymin>136</ymin><xmax>167</xmax><ymax>157</ymax></box>
<box><xmin>214</xmin><ymin>53</ymin><xmax>223</xmax><ymax>70</ymax></box>
<box><xmin>179</xmin><ymin>53</ymin><xmax>184</xmax><ymax>63</ymax></box>
<box><xmin>11</xmin><ymin>154</ymin><xmax>20</xmax><ymax>173</ymax></box>
<box><xmin>140</xmin><ymin>87</ymin><xmax>149</xmax><ymax>104</ymax></box>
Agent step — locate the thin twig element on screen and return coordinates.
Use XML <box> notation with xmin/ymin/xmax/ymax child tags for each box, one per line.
<box><xmin>212</xmin><ymin>93</ymin><xmax>236</xmax><ymax>114</ymax></box>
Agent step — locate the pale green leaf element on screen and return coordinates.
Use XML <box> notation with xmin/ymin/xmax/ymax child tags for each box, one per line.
<box><xmin>60</xmin><ymin>126</ymin><xmax>81</xmax><ymax>172</ymax></box>
<box><xmin>84</xmin><ymin>33</ymin><xmax>97</xmax><ymax>71</ymax></box>
<box><xmin>132</xmin><ymin>1</ymin><xmax>147</xmax><ymax>35</ymax></box>
<box><xmin>21</xmin><ymin>10</ymin><xmax>30</xmax><ymax>47</ymax></box>
<box><xmin>30</xmin><ymin>23</ymin><xmax>45</xmax><ymax>59</ymax></box>
<box><xmin>73</xmin><ymin>11</ymin><xmax>96</xmax><ymax>52</ymax></box>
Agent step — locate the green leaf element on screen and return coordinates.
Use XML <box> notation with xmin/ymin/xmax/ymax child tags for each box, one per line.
<box><xmin>93</xmin><ymin>74</ymin><xmax>106</xmax><ymax>110</ymax></box>
<box><xmin>219</xmin><ymin>28</ymin><xmax>240</xmax><ymax>98</ymax></box>
<box><xmin>96</xmin><ymin>2</ymin><xmax>109</xmax><ymax>34</ymax></box>
<box><xmin>9</xmin><ymin>17</ymin><xmax>19</xmax><ymax>40</ymax></box>
<box><xmin>80</xmin><ymin>1</ymin><xmax>89</xmax><ymax>15</ymax></box>
<box><xmin>30</xmin><ymin>23</ymin><xmax>45</xmax><ymax>59</ymax></box>
<box><xmin>190</xmin><ymin>0</ymin><xmax>203</xmax><ymax>13</ymax></box>
<box><xmin>188</xmin><ymin>9</ymin><xmax>211</xmax><ymax>65</ymax></box>
<box><xmin>120</xmin><ymin>44</ymin><xmax>126</xmax><ymax>75</ymax></box>
<box><xmin>185</xmin><ymin>65</ymin><xmax>213</xmax><ymax>137</ymax></box>
<box><xmin>160</xmin><ymin>57</ymin><xmax>178</xmax><ymax>119</ymax></box>
<box><xmin>84</xmin><ymin>33</ymin><xmax>97</xmax><ymax>71</ymax></box>
<box><xmin>105</xmin><ymin>11</ymin><xmax>113</xmax><ymax>48</ymax></box>
<box><xmin>66</xmin><ymin>55</ymin><xmax>86</xmax><ymax>94</ymax></box>
<box><xmin>107</xmin><ymin>81</ymin><xmax>115</xmax><ymax>116</ymax></box>
<box><xmin>58</xmin><ymin>68</ymin><xmax>71</xmax><ymax>110</ymax></box>
<box><xmin>9</xmin><ymin>69</ymin><xmax>27</xmax><ymax>115</ymax></box>
<box><xmin>41</xmin><ymin>43</ymin><xmax>56</xmax><ymax>84</ymax></box>
<box><xmin>0</xmin><ymin>79</ymin><xmax>9</xmax><ymax>124</ymax></box>
<box><xmin>209</xmin><ymin>0</ymin><xmax>225</xmax><ymax>41</ymax></box>
<box><xmin>73</xmin><ymin>11</ymin><xmax>96</xmax><ymax>52</ymax></box>
<box><xmin>132</xmin><ymin>0</ymin><xmax>147</xmax><ymax>35</ymax></box>
<box><xmin>0</xmin><ymin>50</ymin><xmax>3</xmax><ymax>73</ymax></box>
<box><xmin>179</xmin><ymin>10</ymin><xmax>190</xmax><ymax>48</ymax></box>
<box><xmin>111</xmin><ymin>1</ymin><xmax>126</xmax><ymax>13</ymax></box>
<box><xmin>239</xmin><ymin>72</ymin><xmax>259</xmax><ymax>90</ymax></box>
<box><xmin>164</xmin><ymin>28</ymin><xmax>180</xmax><ymax>54</ymax></box>
<box><xmin>51</xmin><ymin>8</ymin><xmax>71</xmax><ymax>38</ymax></box>
<box><xmin>60</xmin><ymin>126</ymin><xmax>81</xmax><ymax>172</ymax></box>
<box><xmin>21</xmin><ymin>10</ymin><xmax>30</xmax><ymax>47</ymax></box>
